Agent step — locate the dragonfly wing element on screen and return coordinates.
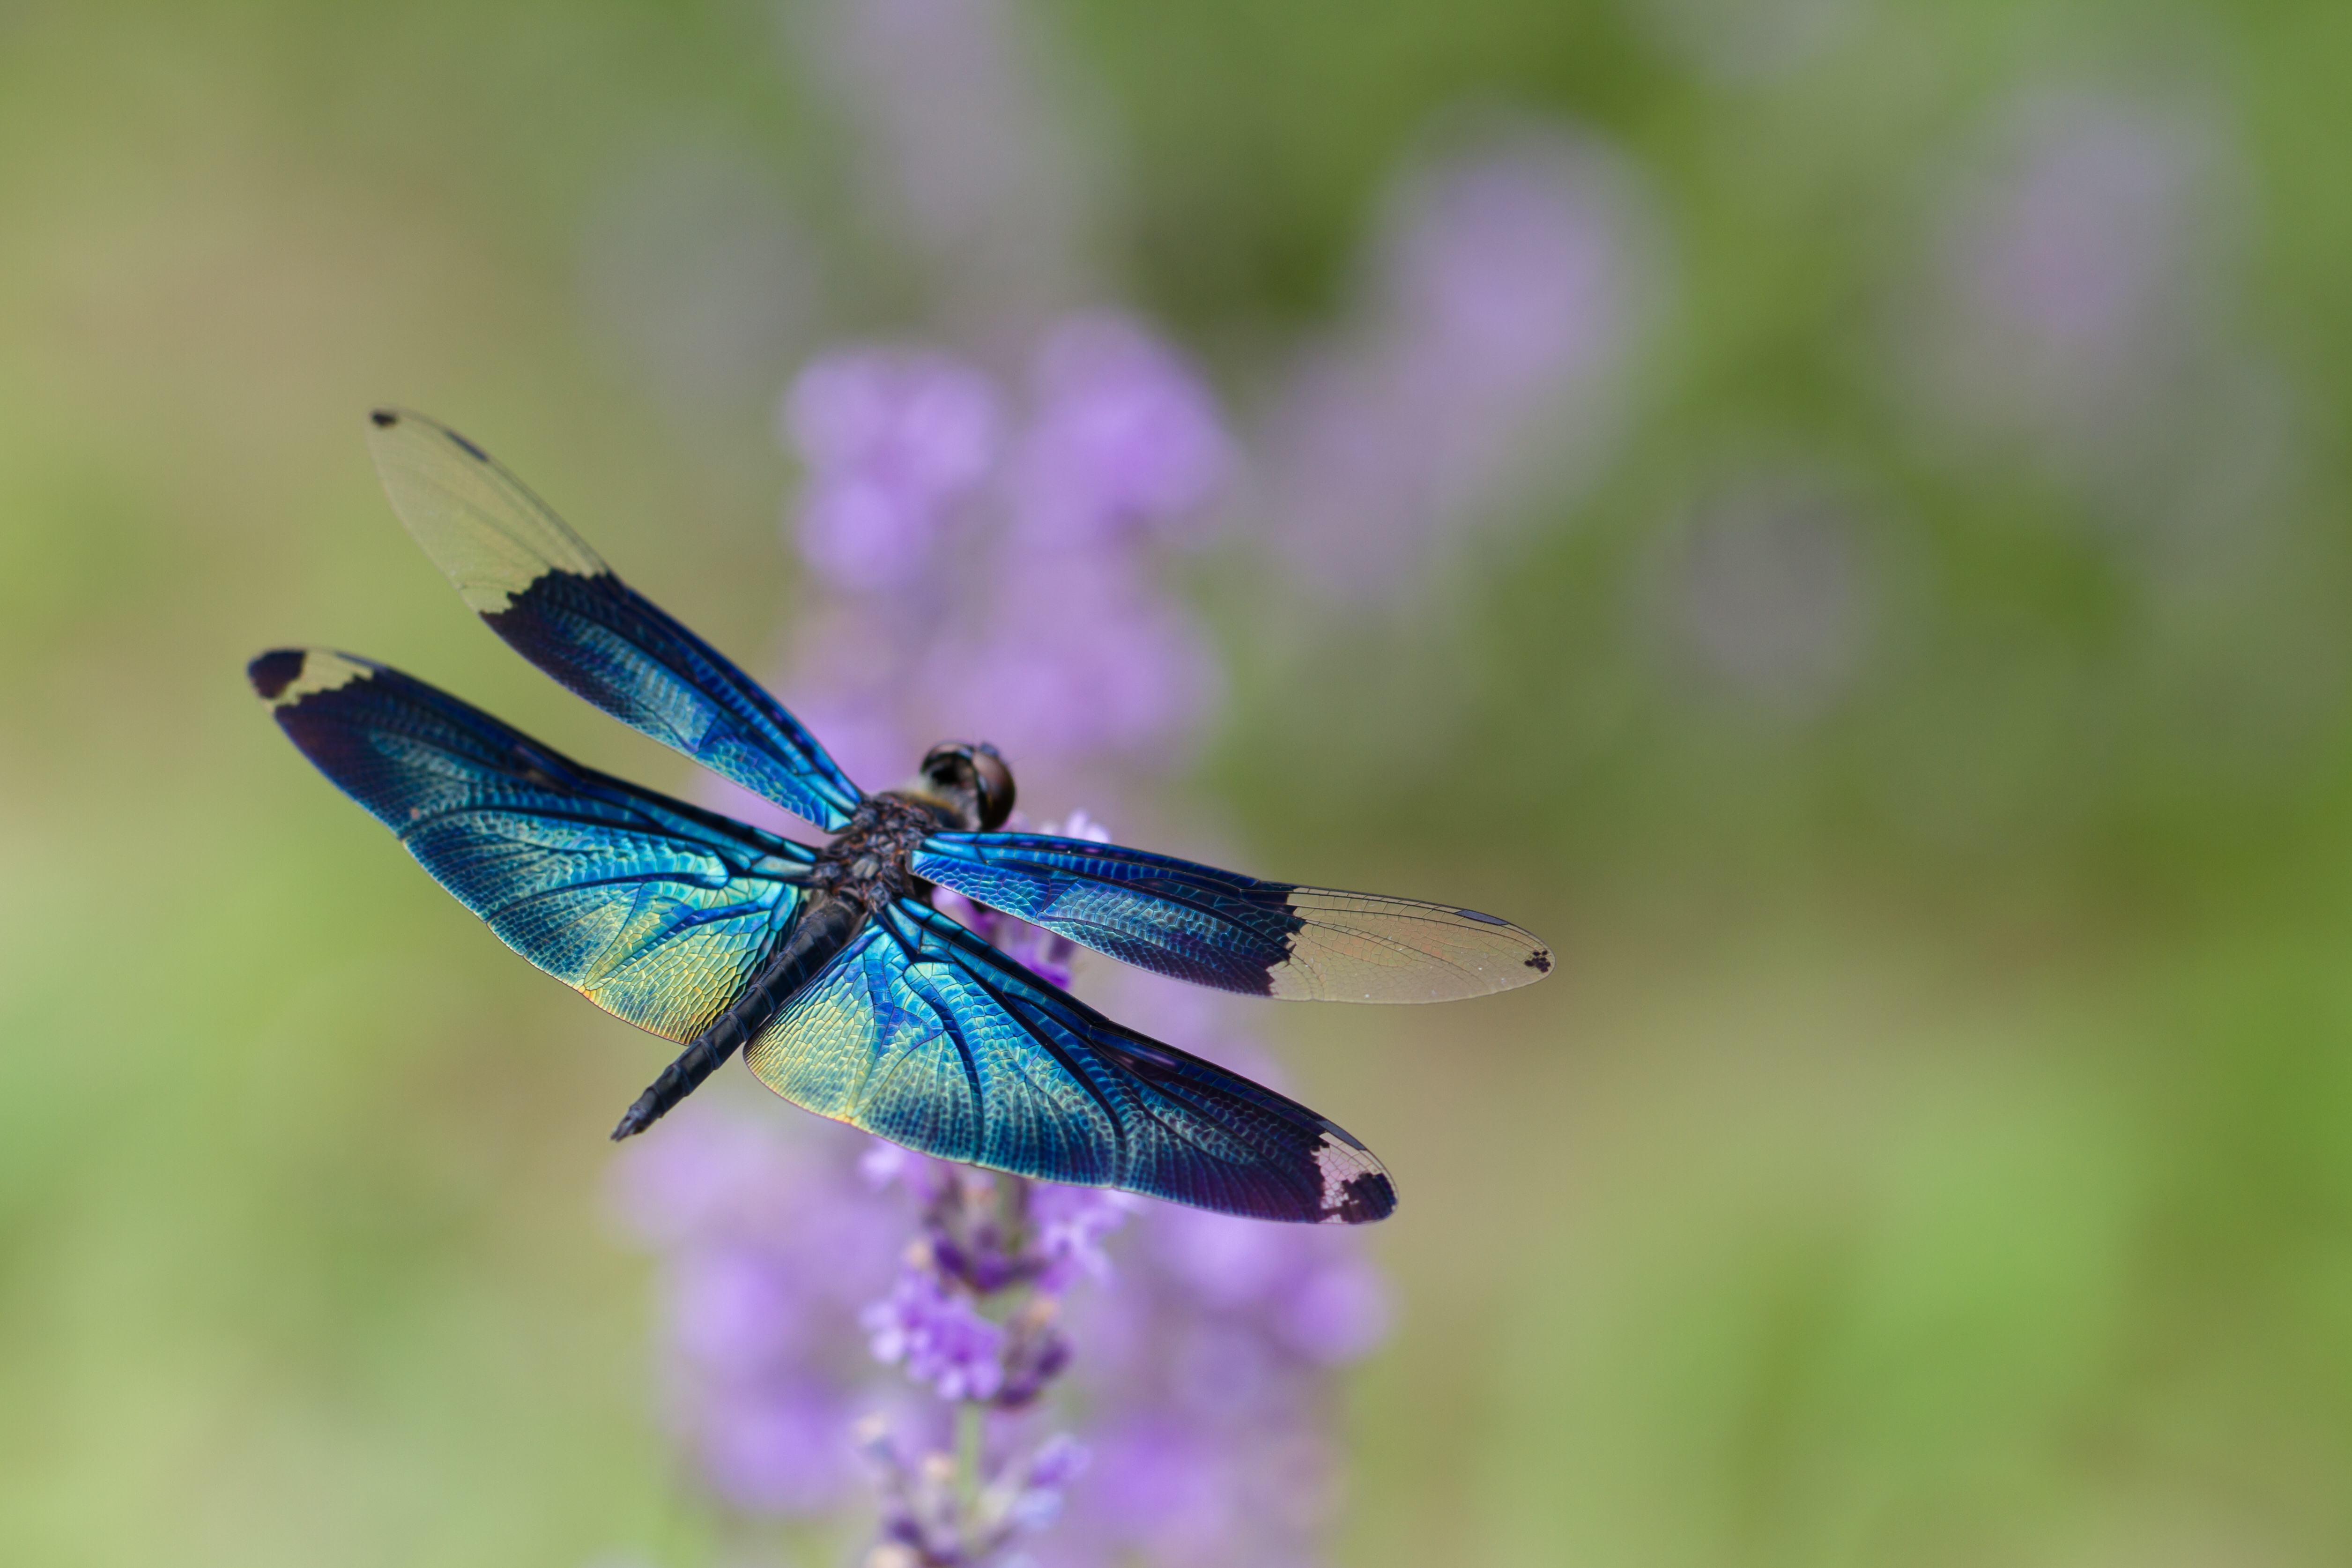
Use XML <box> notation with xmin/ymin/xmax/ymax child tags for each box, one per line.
<box><xmin>252</xmin><ymin>648</ymin><xmax>815</xmax><ymax>1043</ymax></box>
<box><xmin>912</xmin><ymin>832</ymin><xmax>1551</xmax><ymax>1002</ymax></box>
<box><xmin>364</xmin><ymin>408</ymin><xmax>864</xmax><ymax>831</ymax></box>
<box><xmin>742</xmin><ymin>898</ymin><xmax>1396</xmax><ymax>1223</ymax></box>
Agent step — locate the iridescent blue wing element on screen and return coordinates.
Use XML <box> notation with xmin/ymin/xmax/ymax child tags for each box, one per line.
<box><xmin>911</xmin><ymin>833</ymin><xmax>1551</xmax><ymax>1002</ymax></box>
<box><xmin>742</xmin><ymin>897</ymin><xmax>1396</xmax><ymax>1224</ymax></box>
<box><xmin>250</xmin><ymin>647</ymin><xmax>815</xmax><ymax>1043</ymax></box>
<box><xmin>364</xmin><ymin>409</ymin><xmax>865</xmax><ymax>832</ymax></box>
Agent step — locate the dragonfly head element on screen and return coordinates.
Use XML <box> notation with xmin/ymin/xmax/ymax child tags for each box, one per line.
<box><xmin>917</xmin><ymin>742</ymin><xmax>1017</xmax><ymax>832</ymax></box>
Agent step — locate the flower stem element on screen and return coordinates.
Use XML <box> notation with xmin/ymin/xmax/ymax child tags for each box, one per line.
<box><xmin>954</xmin><ymin>1399</ymin><xmax>984</xmax><ymax>1526</ymax></box>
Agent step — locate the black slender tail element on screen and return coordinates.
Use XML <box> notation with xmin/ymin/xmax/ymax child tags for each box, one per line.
<box><xmin>610</xmin><ymin>896</ymin><xmax>866</xmax><ymax>1140</ymax></box>
<box><xmin>609</xmin><ymin>1029</ymin><xmax>741</xmax><ymax>1140</ymax></box>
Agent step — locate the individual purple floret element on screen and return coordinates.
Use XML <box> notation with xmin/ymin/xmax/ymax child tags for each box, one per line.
<box><xmin>1030</xmin><ymin>1181</ymin><xmax>1135</xmax><ymax>1293</ymax></box>
<box><xmin>864</xmin><ymin>1262</ymin><xmax>1008</xmax><ymax>1403</ymax></box>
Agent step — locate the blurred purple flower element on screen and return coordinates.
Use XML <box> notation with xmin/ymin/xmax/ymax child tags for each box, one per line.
<box><xmin>1031</xmin><ymin>1182</ymin><xmax>1135</xmax><ymax>1292</ymax></box>
<box><xmin>696</xmin><ymin>1378</ymin><xmax>861</xmax><ymax>1515</ymax></box>
<box><xmin>668</xmin><ymin>1243</ymin><xmax>804</xmax><ymax>1375</ymax></box>
<box><xmin>1901</xmin><ymin>87</ymin><xmax>2287</xmax><ymax>540</ymax></box>
<box><xmin>773</xmin><ymin>313</ymin><xmax>1232</xmax><ymax>775</ymax></box>
<box><xmin>1268</xmin><ymin>121</ymin><xmax>1660</xmax><ymax>601</ymax></box>
<box><xmin>1940</xmin><ymin>94</ymin><xmax>2212</xmax><ymax>383</ymax></box>
<box><xmin>925</xmin><ymin>550</ymin><xmax>1223</xmax><ymax>765</ymax></box>
<box><xmin>1383</xmin><ymin>139</ymin><xmax>1636</xmax><ymax>397</ymax></box>
<box><xmin>1040</xmin><ymin>1412</ymin><xmax>1341</xmax><ymax>1568</ymax></box>
<box><xmin>1024</xmin><ymin>1185</ymin><xmax>1392</xmax><ymax>1567</ymax></box>
<box><xmin>785</xmin><ymin>348</ymin><xmax>1003</xmax><ymax>590</ymax></box>
<box><xmin>1064</xmin><ymin>1419</ymin><xmax>1236</xmax><ymax>1562</ymax></box>
<box><xmin>1025</xmin><ymin>1431</ymin><xmax>1089</xmax><ymax>1491</ymax></box>
<box><xmin>1011</xmin><ymin>313</ymin><xmax>1234</xmax><ymax>548</ymax></box>
<box><xmin>611</xmin><ymin>1103</ymin><xmax>908</xmax><ymax>1517</ymax></box>
<box><xmin>1276</xmin><ymin>1254</ymin><xmax>1394</xmax><ymax>1365</ymax></box>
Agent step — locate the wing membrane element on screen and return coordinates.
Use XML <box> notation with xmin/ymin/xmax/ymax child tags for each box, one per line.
<box><xmin>251</xmin><ymin>648</ymin><xmax>814</xmax><ymax>1042</ymax></box>
<box><xmin>364</xmin><ymin>409</ymin><xmax>864</xmax><ymax>831</ymax></box>
<box><xmin>912</xmin><ymin>833</ymin><xmax>1551</xmax><ymax>1002</ymax></box>
<box><xmin>742</xmin><ymin>898</ymin><xmax>1396</xmax><ymax>1223</ymax></box>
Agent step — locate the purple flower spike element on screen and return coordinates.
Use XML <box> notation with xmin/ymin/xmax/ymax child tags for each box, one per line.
<box><xmin>1011</xmin><ymin>312</ymin><xmax>1234</xmax><ymax>548</ymax></box>
<box><xmin>785</xmin><ymin>348</ymin><xmax>1004</xmax><ymax>590</ymax></box>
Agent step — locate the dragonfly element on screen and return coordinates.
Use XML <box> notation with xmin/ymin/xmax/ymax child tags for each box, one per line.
<box><xmin>249</xmin><ymin>410</ymin><xmax>1552</xmax><ymax>1224</ymax></box>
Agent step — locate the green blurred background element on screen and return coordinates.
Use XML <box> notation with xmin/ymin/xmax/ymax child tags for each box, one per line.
<box><xmin>7</xmin><ymin>0</ymin><xmax>2352</xmax><ymax>1563</ymax></box>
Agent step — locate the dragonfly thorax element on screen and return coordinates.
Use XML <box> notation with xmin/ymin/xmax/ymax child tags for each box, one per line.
<box><xmin>810</xmin><ymin>794</ymin><xmax>944</xmax><ymax>912</ymax></box>
<box><xmin>807</xmin><ymin>746</ymin><xmax>1012</xmax><ymax>914</ymax></box>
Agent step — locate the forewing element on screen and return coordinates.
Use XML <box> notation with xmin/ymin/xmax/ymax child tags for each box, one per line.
<box><xmin>364</xmin><ymin>408</ymin><xmax>864</xmax><ymax>831</ymax></box>
<box><xmin>251</xmin><ymin>648</ymin><xmax>814</xmax><ymax>1042</ymax></box>
<box><xmin>742</xmin><ymin>898</ymin><xmax>1396</xmax><ymax>1224</ymax></box>
<box><xmin>912</xmin><ymin>833</ymin><xmax>1551</xmax><ymax>1002</ymax></box>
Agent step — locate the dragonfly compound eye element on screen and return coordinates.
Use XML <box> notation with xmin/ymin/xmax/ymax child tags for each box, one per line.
<box><xmin>971</xmin><ymin>746</ymin><xmax>1016</xmax><ymax>831</ymax></box>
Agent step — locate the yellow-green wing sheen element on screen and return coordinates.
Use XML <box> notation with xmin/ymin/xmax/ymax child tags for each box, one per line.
<box><xmin>250</xmin><ymin>648</ymin><xmax>814</xmax><ymax>1042</ymax></box>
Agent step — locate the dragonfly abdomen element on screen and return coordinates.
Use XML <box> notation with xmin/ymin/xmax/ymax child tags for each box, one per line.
<box><xmin>609</xmin><ymin>894</ymin><xmax>867</xmax><ymax>1140</ymax></box>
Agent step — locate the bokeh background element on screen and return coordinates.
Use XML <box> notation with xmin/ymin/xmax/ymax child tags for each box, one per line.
<box><xmin>7</xmin><ymin>0</ymin><xmax>2352</xmax><ymax>1563</ymax></box>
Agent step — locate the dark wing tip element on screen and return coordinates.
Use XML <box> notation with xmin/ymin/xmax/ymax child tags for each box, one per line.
<box><xmin>1329</xmin><ymin>1167</ymin><xmax>1398</xmax><ymax>1224</ymax></box>
<box><xmin>1311</xmin><ymin>1134</ymin><xmax>1398</xmax><ymax>1224</ymax></box>
<box><xmin>247</xmin><ymin>649</ymin><xmax>305</xmax><ymax>701</ymax></box>
<box><xmin>369</xmin><ymin>408</ymin><xmax>399</xmax><ymax>428</ymax></box>
<box><xmin>1527</xmin><ymin>948</ymin><xmax>1554</xmax><ymax>975</ymax></box>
